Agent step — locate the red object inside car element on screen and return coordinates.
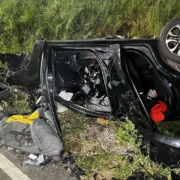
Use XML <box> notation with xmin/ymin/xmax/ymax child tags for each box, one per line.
<box><xmin>150</xmin><ymin>100</ymin><xmax>167</xmax><ymax>123</ymax></box>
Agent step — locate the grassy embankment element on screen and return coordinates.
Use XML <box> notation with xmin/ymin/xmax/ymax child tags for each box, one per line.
<box><xmin>58</xmin><ymin>110</ymin><xmax>178</xmax><ymax>179</ymax></box>
<box><xmin>0</xmin><ymin>0</ymin><xmax>179</xmax><ymax>53</ymax></box>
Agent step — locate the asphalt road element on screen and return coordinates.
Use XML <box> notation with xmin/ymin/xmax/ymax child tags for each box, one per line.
<box><xmin>0</xmin><ymin>168</ymin><xmax>12</xmax><ymax>180</ymax></box>
<box><xmin>0</xmin><ymin>146</ymin><xmax>77</xmax><ymax>180</ymax></box>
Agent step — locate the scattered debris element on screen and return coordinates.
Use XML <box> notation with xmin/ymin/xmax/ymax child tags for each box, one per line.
<box><xmin>7</xmin><ymin>147</ymin><xmax>14</xmax><ymax>151</ymax></box>
<box><xmin>28</xmin><ymin>153</ymin><xmax>38</xmax><ymax>160</ymax></box>
<box><xmin>24</xmin><ymin>154</ymin><xmax>45</xmax><ymax>166</ymax></box>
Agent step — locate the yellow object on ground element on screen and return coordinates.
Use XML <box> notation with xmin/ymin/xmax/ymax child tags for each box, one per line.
<box><xmin>6</xmin><ymin>110</ymin><xmax>39</xmax><ymax>125</ymax></box>
<box><xmin>97</xmin><ymin>117</ymin><xmax>110</xmax><ymax>126</ymax></box>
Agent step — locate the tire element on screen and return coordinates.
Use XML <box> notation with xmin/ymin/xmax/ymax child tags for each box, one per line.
<box><xmin>159</xmin><ymin>18</ymin><xmax>180</xmax><ymax>63</ymax></box>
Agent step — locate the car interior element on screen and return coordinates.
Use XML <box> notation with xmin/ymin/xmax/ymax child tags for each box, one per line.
<box><xmin>122</xmin><ymin>50</ymin><xmax>174</xmax><ymax>120</ymax></box>
<box><xmin>54</xmin><ymin>49</ymin><xmax>112</xmax><ymax>113</ymax></box>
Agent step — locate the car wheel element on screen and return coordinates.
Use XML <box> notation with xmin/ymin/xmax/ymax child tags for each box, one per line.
<box><xmin>159</xmin><ymin>18</ymin><xmax>180</xmax><ymax>63</ymax></box>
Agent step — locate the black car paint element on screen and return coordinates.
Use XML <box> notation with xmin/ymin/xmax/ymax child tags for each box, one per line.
<box><xmin>5</xmin><ymin>41</ymin><xmax>42</xmax><ymax>88</ymax></box>
<box><xmin>2</xmin><ymin>38</ymin><xmax>180</xmax><ymax>166</ymax></box>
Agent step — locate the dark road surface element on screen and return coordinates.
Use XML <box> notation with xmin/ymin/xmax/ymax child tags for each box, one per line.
<box><xmin>0</xmin><ymin>146</ymin><xmax>77</xmax><ymax>180</ymax></box>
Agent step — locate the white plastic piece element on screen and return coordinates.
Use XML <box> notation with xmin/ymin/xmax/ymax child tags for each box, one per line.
<box><xmin>28</xmin><ymin>153</ymin><xmax>38</xmax><ymax>160</ymax></box>
<box><xmin>56</xmin><ymin>103</ymin><xmax>68</xmax><ymax>113</ymax></box>
<box><xmin>0</xmin><ymin>105</ymin><xmax>3</xmax><ymax>111</ymax></box>
<box><xmin>7</xmin><ymin>147</ymin><xmax>14</xmax><ymax>151</ymax></box>
<box><xmin>36</xmin><ymin>96</ymin><xmax>42</xmax><ymax>105</ymax></box>
<box><xmin>58</xmin><ymin>91</ymin><xmax>73</xmax><ymax>101</ymax></box>
<box><xmin>24</xmin><ymin>154</ymin><xmax>44</xmax><ymax>166</ymax></box>
<box><xmin>147</xmin><ymin>89</ymin><xmax>158</xmax><ymax>98</ymax></box>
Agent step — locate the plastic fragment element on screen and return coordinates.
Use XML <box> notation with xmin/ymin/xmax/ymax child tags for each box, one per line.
<box><xmin>97</xmin><ymin>117</ymin><xmax>110</xmax><ymax>125</ymax></box>
<box><xmin>28</xmin><ymin>153</ymin><xmax>38</xmax><ymax>160</ymax></box>
<box><xmin>24</xmin><ymin>154</ymin><xmax>44</xmax><ymax>166</ymax></box>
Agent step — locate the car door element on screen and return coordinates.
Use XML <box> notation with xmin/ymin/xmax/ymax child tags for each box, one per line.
<box><xmin>40</xmin><ymin>40</ymin><xmax>151</xmax><ymax>133</ymax></box>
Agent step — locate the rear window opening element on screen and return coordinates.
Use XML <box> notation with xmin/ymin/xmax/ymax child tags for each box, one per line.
<box><xmin>54</xmin><ymin>50</ymin><xmax>112</xmax><ymax>113</ymax></box>
<box><xmin>123</xmin><ymin>50</ymin><xmax>174</xmax><ymax>122</ymax></box>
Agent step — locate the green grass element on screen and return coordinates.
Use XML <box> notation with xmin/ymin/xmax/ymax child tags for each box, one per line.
<box><xmin>157</xmin><ymin>121</ymin><xmax>180</xmax><ymax>138</ymax></box>
<box><xmin>109</xmin><ymin>120</ymin><xmax>173</xmax><ymax>179</ymax></box>
<box><xmin>0</xmin><ymin>0</ymin><xmax>179</xmax><ymax>53</ymax></box>
<box><xmin>2</xmin><ymin>95</ymin><xmax>32</xmax><ymax>115</ymax></box>
<box><xmin>58</xmin><ymin>109</ymin><xmax>87</xmax><ymax>152</ymax></box>
<box><xmin>58</xmin><ymin>111</ymin><xmax>177</xmax><ymax>179</ymax></box>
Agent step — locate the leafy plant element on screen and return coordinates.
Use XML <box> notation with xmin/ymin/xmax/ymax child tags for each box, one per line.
<box><xmin>2</xmin><ymin>94</ymin><xmax>32</xmax><ymax>115</ymax></box>
<box><xmin>157</xmin><ymin>121</ymin><xmax>180</xmax><ymax>138</ymax></box>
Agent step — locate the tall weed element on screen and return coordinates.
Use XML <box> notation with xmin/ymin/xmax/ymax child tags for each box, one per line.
<box><xmin>0</xmin><ymin>0</ymin><xmax>179</xmax><ymax>52</ymax></box>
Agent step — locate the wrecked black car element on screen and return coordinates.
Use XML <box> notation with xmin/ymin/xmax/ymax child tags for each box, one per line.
<box><xmin>0</xmin><ymin>18</ymin><xmax>180</xmax><ymax>166</ymax></box>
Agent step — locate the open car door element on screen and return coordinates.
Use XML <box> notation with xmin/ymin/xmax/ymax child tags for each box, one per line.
<box><xmin>40</xmin><ymin>41</ymin><xmax>151</xmax><ymax>135</ymax></box>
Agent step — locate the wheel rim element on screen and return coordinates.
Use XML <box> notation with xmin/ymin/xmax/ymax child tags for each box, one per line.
<box><xmin>165</xmin><ymin>24</ymin><xmax>180</xmax><ymax>56</ymax></box>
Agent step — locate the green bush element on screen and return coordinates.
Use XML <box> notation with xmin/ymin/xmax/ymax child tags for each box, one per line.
<box><xmin>0</xmin><ymin>0</ymin><xmax>179</xmax><ymax>52</ymax></box>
